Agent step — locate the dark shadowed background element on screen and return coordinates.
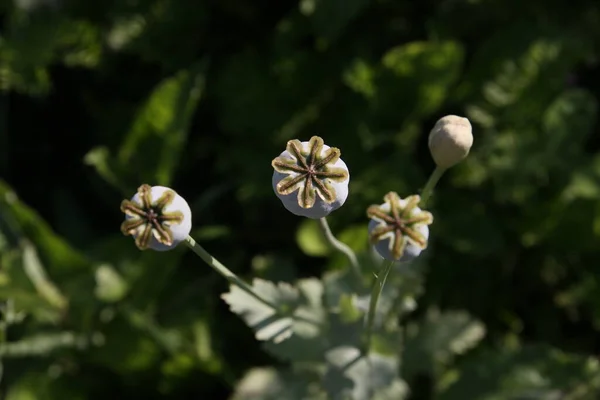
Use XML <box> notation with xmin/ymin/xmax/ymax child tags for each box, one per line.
<box><xmin>1</xmin><ymin>0</ymin><xmax>600</xmax><ymax>398</ymax></box>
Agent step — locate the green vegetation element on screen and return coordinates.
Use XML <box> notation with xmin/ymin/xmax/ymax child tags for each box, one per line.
<box><xmin>1</xmin><ymin>0</ymin><xmax>600</xmax><ymax>398</ymax></box>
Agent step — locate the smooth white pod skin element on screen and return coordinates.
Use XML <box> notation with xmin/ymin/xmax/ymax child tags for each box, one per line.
<box><xmin>272</xmin><ymin>143</ymin><xmax>350</xmax><ymax>219</ymax></box>
<box><xmin>368</xmin><ymin>200</ymin><xmax>430</xmax><ymax>262</ymax></box>
<box><xmin>428</xmin><ymin>115</ymin><xmax>473</xmax><ymax>168</ymax></box>
<box><xmin>125</xmin><ymin>186</ymin><xmax>192</xmax><ymax>251</ymax></box>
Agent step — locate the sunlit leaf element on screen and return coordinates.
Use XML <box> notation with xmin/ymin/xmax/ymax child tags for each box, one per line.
<box><xmin>0</xmin><ymin>331</ymin><xmax>88</xmax><ymax>358</ymax></box>
<box><xmin>5</xmin><ymin>372</ymin><xmax>86</xmax><ymax>400</ymax></box>
<box><xmin>94</xmin><ymin>264</ymin><xmax>128</xmax><ymax>303</ymax></box>
<box><xmin>83</xmin><ymin>146</ymin><xmax>130</xmax><ymax>195</ymax></box>
<box><xmin>21</xmin><ymin>240</ymin><xmax>68</xmax><ymax>310</ymax></box>
<box><xmin>323</xmin><ymin>345</ymin><xmax>407</xmax><ymax>400</ymax></box>
<box><xmin>0</xmin><ymin>286</ymin><xmax>59</xmax><ymax>323</ymax></box>
<box><xmin>231</xmin><ymin>367</ymin><xmax>320</xmax><ymax>400</ymax></box>
<box><xmin>222</xmin><ymin>278</ymin><xmax>327</xmax><ymax>361</ymax></box>
<box><xmin>117</xmin><ymin>62</ymin><xmax>205</xmax><ymax>186</ymax></box>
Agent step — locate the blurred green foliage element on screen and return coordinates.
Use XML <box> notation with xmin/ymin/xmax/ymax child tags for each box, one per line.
<box><xmin>1</xmin><ymin>0</ymin><xmax>600</xmax><ymax>398</ymax></box>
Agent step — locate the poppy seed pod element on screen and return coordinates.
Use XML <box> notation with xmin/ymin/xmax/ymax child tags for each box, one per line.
<box><xmin>271</xmin><ymin>136</ymin><xmax>350</xmax><ymax>219</ymax></box>
<box><xmin>428</xmin><ymin>115</ymin><xmax>473</xmax><ymax>168</ymax></box>
<box><xmin>367</xmin><ymin>192</ymin><xmax>433</xmax><ymax>262</ymax></box>
<box><xmin>120</xmin><ymin>184</ymin><xmax>192</xmax><ymax>251</ymax></box>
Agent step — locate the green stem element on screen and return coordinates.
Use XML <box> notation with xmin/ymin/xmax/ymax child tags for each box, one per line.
<box><xmin>419</xmin><ymin>166</ymin><xmax>446</xmax><ymax>207</ymax></box>
<box><xmin>318</xmin><ymin>217</ymin><xmax>362</xmax><ymax>280</ymax></box>
<box><xmin>363</xmin><ymin>260</ymin><xmax>395</xmax><ymax>354</ymax></box>
<box><xmin>184</xmin><ymin>236</ymin><xmax>279</xmax><ymax>311</ymax></box>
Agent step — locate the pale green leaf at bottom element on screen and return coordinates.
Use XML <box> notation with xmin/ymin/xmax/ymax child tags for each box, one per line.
<box><xmin>402</xmin><ymin>309</ymin><xmax>486</xmax><ymax>380</ymax></box>
<box><xmin>222</xmin><ymin>278</ymin><xmax>327</xmax><ymax>361</ymax></box>
<box><xmin>438</xmin><ymin>344</ymin><xmax>600</xmax><ymax>400</ymax></box>
<box><xmin>324</xmin><ymin>346</ymin><xmax>406</xmax><ymax>400</ymax></box>
<box><xmin>230</xmin><ymin>367</ymin><xmax>322</xmax><ymax>400</ymax></box>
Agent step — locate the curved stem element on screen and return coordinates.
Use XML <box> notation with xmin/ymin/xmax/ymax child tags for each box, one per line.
<box><xmin>184</xmin><ymin>236</ymin><xmax>279</xmax><ymax>311</ymax></box>
<box><xmin>318</xmin><ymin>217</ymin><xmax>362</xmax><ymax>280</ymax></box>
<box><xmin>363</xmin><ymin>260</ymin><xmax>395</xmax><ymax>354</ymax></box>
<box><xmin>419</xmin><ymin>166</ymin><xmax>446</xmax><ymax>207</ymax></box>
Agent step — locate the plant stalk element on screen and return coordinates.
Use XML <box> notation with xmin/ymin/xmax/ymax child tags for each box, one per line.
<box><xmin>184</xmin><ymin>236</ymin><xmax>279</xmax><ymax>310</ymax></box>
<box><xmin>363</xmin><ymin>260</ymin><xmax>395</xmax><ymax>354</ymax></box>
<box><xmin>419</xmin><ymin>166</ymin><xmax>446</xmax><ymax>207</ymax></box>
<box><xmin>318</xmin><ymin>217</ymin><xmax>362</xmax><ymax>280</ymax></box>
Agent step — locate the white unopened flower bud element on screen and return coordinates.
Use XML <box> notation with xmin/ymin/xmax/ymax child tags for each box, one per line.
<box><xmin>271</xmin><ymin>136</ymin><xmax>350</xmax><ymax>219</ymax></box>
<box><xmin>120</xmin><ymin>184</ymin><xmax>192</xmax><ymax>251</ymax></box>
<box><xmin>367</xmin><ymin>192</ymin><xmax>433</xmax><ymax>262</ymax></box>
<box><xmin>428</xmin><ymin>115</ymin><xmax>473</xmax><ymax>168</ymax></box>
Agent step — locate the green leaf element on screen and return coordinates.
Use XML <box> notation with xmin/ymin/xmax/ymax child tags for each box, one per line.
<box><xmin>438</xmin><ymin>345</ymin><xmax>600</xmax><ymax>400</ymax></box>
<box><xmin>0</xmin><ymin>331</ymin><xmax>88</xmax><ymax>358</ymax></box>
<box><xmin>296</xmin><ymin>219</ymin><xmax>330</xmax><ymax>257</ymax></box>
<box><xmin>21</xmin><ymin>240</ymin><xmax>68</xmax><ymax>310</ymax></box>
<box><xmin>231</xmin><ymin>367</ymin><xmax>320</xmax><ymax>400</ymax></box>
<box><xmin>4</xmin><ymin>371</ymin><xmax>86</xmax><ymax>400</ymax></box>
<box><xmin>323</xmin><ymin>346</ymin><xmax>407</xmax><ymax>400</ymax></box>
<box><xmin>251</xmin><ymin>253</ymin><xmax>298</xmax><ymax>283</ymax></box>
<box><xmin>327</xmin><ymin>224</ymin><xmax>370</xmax><ymax>270</ymax></box>
<box><xmin>221</xmin><ymin>278</ymin><xmax>327</xmax><ymax>362</ymax></box>
<box><xmin>192</xmin><ymin>318</ymin><xmax>223</xmax><ymax>374</ymax></box>
<box><xmin>375</xmin><ymin>41</ymin><xmax>464</xmax><ymax>124</ymax></box>
<box><xmin>0</xmin><ymin>180</ymin><xmax>89</xmax><ymax>275</ymax></box>
<box><xmin>87</xmin><ymin>315</ymin><xmax>161</xmax><ymax>374</ymax></box>
<box><xmin>125</xmin><ymin>249</ymin><xmax>187</xmax><ymax>308</ymax></box>
<box><xmin>542</xmin><ymin>88</ymin><xmax>598</xmax><ymax>160</ymax></box>
<box><xmin>94</xmin><ymin>264</ymin><xmax>128</xmax><ymax>303</ymax></box>
<box><xmin>343</xmin><ymin>59</ymin><xmax>377</xmax><ymax>99</ymax></box>
<box><xmin>0</xmin><ymin>286</ymin><xmax>59</xmax><ymax>323</ymax></box>
<box><xmin>117</xmin><ymin>62</ymin><xmax>206</xmax><ymax>186</ymax></box>
<box><xmin>83</xmin><ymin>146</ymin><xmax>130</xmax><ymax>195</ymax></box>
<box><xmin>402</xmin><ymin>309</ymin><xmax>486</xmax><ymax>380</ymax></box>
<box><xmin>299</xmin><ymin>0</ymin><xmax>370</xmax><ymax>42</ymax></box>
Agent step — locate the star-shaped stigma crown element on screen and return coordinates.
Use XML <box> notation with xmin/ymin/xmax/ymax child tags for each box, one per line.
<box><xmin>120</xmin><ymin>184</ymin><xmax>190</xmax><ymax>251</ymax></box>
<box><xmin>271</xmin><ymin>136</ymin><xmax>349</xmax><ymax>210</ymax></box>
<box><xmin>367</xmin><ymin>192</ymin><xmax>433</xmax><ymax>261</ymax></box>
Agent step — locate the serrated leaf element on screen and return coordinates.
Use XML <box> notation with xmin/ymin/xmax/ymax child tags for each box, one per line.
<box><xmin>323</xmin><ymin>269</ymin><xmax>366</xmax><ymax>313</ymax></box>
<box><xmin>231</xmin><ymin>367</ymin><xmax>320</xmax><ymax>400</ymax></box>
<box><xmin>222</xmin><ymin>278</ymin><xmax>299</xmax><ymax>343</ymax></box>
<box><xmin>117</xmin><ymin>62</ymin><xmax>206</xmax><ymax>186</ymax></box>
<box><xmin>323</xmin><ymin>268</ymin><xmax>400</xmax><ymax>331</ymax></box>
<box><xmin>296</xmin><ymin>219</ymin><xmax>331</xmax><ymax>257</ymax></box>
<box><xmin>323</xmin><ymin>346</ymin><xmax>406</xmax><ymax>400</ymax></box>
<box><xmin>403</xmin><ymin>309</ymin><xmax>486</xmax><ymax>380</ymax></box>
<box><xmin>222</xmin><ymin>278</ymin><xmax>326</xmax><ymax>361</ymax></box>
<box><xmin>439</xmin><ymin>345</ymin><xmax>600</xmax><ymax>400</ymax></box>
